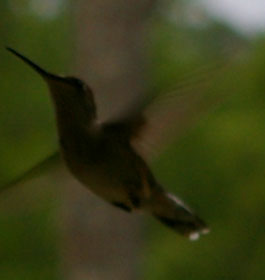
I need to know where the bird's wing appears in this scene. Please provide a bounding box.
[0,151,61,194]
[103,59,232,159]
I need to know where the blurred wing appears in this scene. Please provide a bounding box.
[102,60,221,135]
[132,80,221,159]
[0,151,61,194]
[102,94,150,139]
[103,59,231,159]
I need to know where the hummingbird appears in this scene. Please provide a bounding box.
[6,47,209,240]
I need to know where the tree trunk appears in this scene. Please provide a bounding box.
[60,1,156,279]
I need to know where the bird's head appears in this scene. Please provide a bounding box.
[6,47,96,120]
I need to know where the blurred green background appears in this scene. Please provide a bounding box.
[1,0,265,279]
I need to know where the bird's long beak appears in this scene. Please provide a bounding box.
[6,47,62,83]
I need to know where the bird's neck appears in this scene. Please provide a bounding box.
[52,97,97,137]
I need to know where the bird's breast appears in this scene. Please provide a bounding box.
[61,141,135,206]
[59,132,156,209]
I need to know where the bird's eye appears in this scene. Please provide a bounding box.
[66,77,84,88]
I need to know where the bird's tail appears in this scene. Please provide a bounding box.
[149,189,209,240]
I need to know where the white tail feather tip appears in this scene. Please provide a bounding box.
[202,227,210,235]
[189,232,200,241]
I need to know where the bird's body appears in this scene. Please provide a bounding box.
[7,47,209,240]
[61,122,153,211]
[48,76,154,212]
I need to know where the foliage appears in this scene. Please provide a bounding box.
[1,1,265,279]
